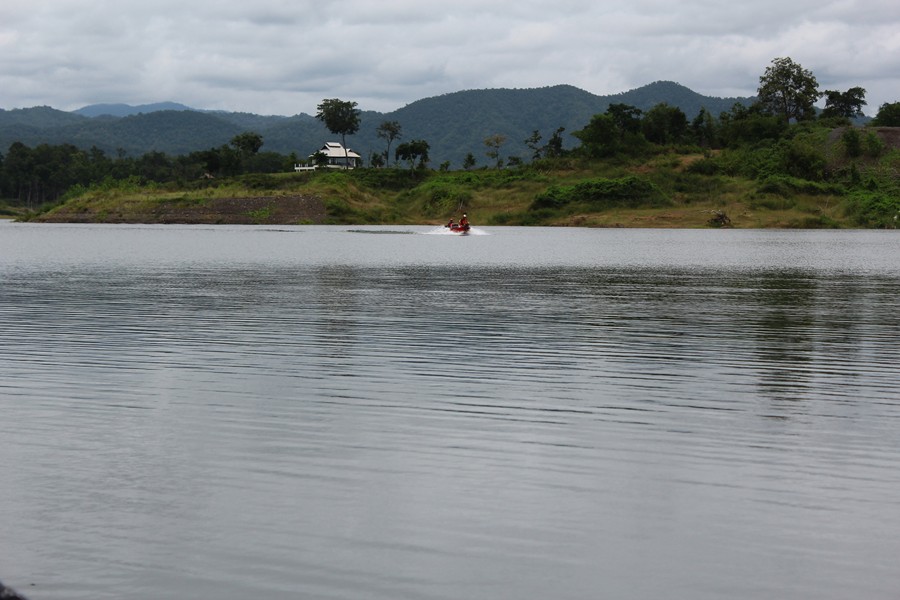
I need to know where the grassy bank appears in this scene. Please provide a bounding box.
[18,140,900,228]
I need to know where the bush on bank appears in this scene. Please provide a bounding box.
[530,176,669,211]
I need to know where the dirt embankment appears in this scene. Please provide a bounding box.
[871,127,900,148]
[37,195,327,224]
[827,126,900,149]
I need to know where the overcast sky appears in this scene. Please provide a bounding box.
[2,0,898,116]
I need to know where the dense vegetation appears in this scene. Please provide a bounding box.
[2,59,899,227]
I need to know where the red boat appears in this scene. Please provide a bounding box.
[446,214,471,234]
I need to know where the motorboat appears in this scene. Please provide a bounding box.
[447,223,470,234]
[446,215,471,234]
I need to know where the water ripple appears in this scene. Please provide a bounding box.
[2,228,899,600]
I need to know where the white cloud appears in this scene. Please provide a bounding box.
[1,0,898,115]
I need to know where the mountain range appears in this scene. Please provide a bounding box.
[0,81,754,167]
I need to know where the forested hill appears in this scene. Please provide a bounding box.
[0,81,753,167]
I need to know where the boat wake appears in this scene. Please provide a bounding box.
[423,226,489,236]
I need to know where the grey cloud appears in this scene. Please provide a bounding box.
[0,0,898,115]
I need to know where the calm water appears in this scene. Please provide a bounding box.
[1,222,899,600]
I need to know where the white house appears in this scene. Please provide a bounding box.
[295,142,362,171]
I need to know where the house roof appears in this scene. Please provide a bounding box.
[313,142,361,159]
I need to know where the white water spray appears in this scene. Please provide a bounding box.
[423,226,489,235]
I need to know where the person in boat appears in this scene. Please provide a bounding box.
[446,218,455,228]
[459,213,469,229]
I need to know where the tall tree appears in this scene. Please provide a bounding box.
[691,108,717,147]
[229,132,264,174]
[315,99,361,168]
[525,130,543,160]
[376,121,402,166]
[821,87,867,119]
[545,127,566,158]
[756,57,821,125]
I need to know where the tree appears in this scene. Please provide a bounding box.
[717,102,786,146]
[369,151,385,168]
[525,127,566,160]
[572,113,620,157]
[315,99,361,169]
[395,140,430,170]
[821,87,867,119]
[641,103,688,145]
[525,130,543,160]
[229,132,264,174]
[2,142,35,205]
[136,150,177,181]
[573,106,650,157]
[756,57,821,125]
[484,134,506,168]
[230,132,264,156]
[606,103,642,137]
[312,151,329,168]
[376,121,402,166]
[691,108,717,147]
[463,153,477,170]
[545,127,566,158]
[871,102,900,126]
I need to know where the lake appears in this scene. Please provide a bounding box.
[1,222,899,600]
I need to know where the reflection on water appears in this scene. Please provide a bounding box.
[1,225,899,600]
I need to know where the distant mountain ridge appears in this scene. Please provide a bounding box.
[73,102,197,118]
[1,82,754,166]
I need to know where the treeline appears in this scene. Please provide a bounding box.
[0,134,298,206]
[568,56,899,160]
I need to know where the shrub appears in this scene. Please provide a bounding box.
[684,158,721,175]
[246,206,272,223]
[796,214,842,229]
[710,144,782,179]
[750,196,796,211]
[531,175,668,210]
[350,168,422,190]
[841,128,862,158]
[324,198,352,220]
[757,175,844,197]
[418,180,472,214]
[519,208,557,225]
[864,132,885,158]
[237,173,283,190]
[845,190,900,227]
[778,136,827,180]
[450,168,539,188]
[671,171,723,195]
